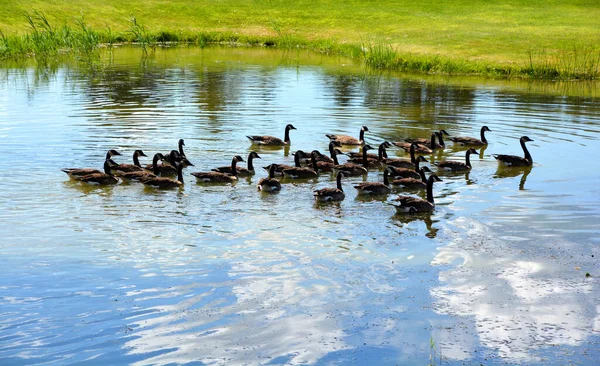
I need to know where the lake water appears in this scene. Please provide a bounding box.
[1,47,599,365]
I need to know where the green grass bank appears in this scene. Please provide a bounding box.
[1,0,599,79]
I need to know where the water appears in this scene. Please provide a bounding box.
[1,47,599,365]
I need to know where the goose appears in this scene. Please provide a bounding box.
[388,174,443,213]
[113,150,148,174]
[404,130,450,146]
[347,141,392,160]
[73,160,120,185]
[450,126,491,146]
[387,155,427,180]
[146,151,193,176]
[262,147,309,176]
[354,168,393,195]
[435,148,479,171]
[314,171,346,202]
[141,161,190,189]
[492,136,534,166]
[247,124,297,146]
[212,151,261,177]
[61,149,121,177]
[384,143,420,169]
[310,149,345,172]
[301,142,340,164]
[333,144,374,176]
[326,125,369,145]
[282,151,319,179]
[163,139,186,160]
[393,133,440,153]
[389,166,433,189]
[191,155,245,183]
[120,153,163,181]
[257,163,282,192]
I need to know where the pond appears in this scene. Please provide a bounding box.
[0,47,599,365]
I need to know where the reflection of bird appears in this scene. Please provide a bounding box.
[192,156,244,183]
[73,160,119,185]
[247,124,296,146]
[326,125,369,145]
[450,126,491,146]
[141,162,189,189]
[435,148,479,171]
[354,168,392,195]
[61,150,121,177]
[492,136,534,166]
[314,171,346,202]
[212,152,260,177]
[258,164,281,192]
[389,174,443,213]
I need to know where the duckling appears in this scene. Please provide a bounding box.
[61,150,121,177]
[314,171,346,202]
[73,160,120,185]
[191,155,245,183]
[257,163,282,192]
[435,148,479,171]
[247,124,297,146]
[120,153,163,181]
[492,136,534,166]
[140,161,191,189]
[388,174,443,213]
[389,166,432,189]
[282,151,319,179]
[354,168,393,195]
[326,125,369,146]
[212,151,261,177]
[113,150,148,174]
[450,126,491,146]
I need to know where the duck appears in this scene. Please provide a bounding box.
[120,153,163,181]
[191,155,245,183]
[257,163,282,192]
[492,136,534,166]
[387,155,427,180]
[389,166,433,189]
[282,151,319,179]
[140,161,190,189]
[314,171,346,202]
[388,174,443,213]
[113,150,148,174]
[326,125,369,145]
[61,149,121,177]
[247,124,297,146]
[212,151,261,177]
[450,126,491,146]
[354,168,393,195]
[404,130,450,146]
[435,148,479,171]
[73,160,120,185]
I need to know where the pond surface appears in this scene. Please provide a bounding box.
[0,47,599,365]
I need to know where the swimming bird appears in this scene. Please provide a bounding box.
[387,156,427,180]
[449,126,491,146]
[348,141,392,165]
[388,174,443,213]
[383,143,421,169]
[146,151,192,176]
[333,144,374,176]
[389,166,433,189]
[247,124,297,146]
[404,130,450,147]
[326,125,369,146]
[212,151,261,177]
[61,150,121,177]
[257,163,282,192]
[163,139,186,160]
[191,155,245,183]
[354,168,393,195]
[282,151,319,179]
[113,150,148,174]
[394,133,441,153]
[120,153,163,181]
[435,148,479,171]
[492,136,534,166]
[140,161,191,189]
[314,171,346,202]
[73,160,120,185]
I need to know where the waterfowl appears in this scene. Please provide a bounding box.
[387,156,427,180]
[61,149,121,177]
[191,155,245,183]
[394,133,440,154]
[73,160,120,185]
[282,151,319,179]
[384,143,419,169]
[212,151,261,177]
[113,150,148,174]
[389,166,433,189]
[146,151,192,176]
[326,125,369,146]
[314,171,346,202]
[247,124,297,146]
[262,163,292,177]
[163,139,186,160]
[257,164,282,192]
[492,136,534,167]
[435,148,479,171]
[405,130,450,146]
[348,141,391,165]
[120,153,163,181]
[141,161,190,189]
[333,144,374,175]
[450,126,491,146]
[354,168,393,195]
[389,174,443,213]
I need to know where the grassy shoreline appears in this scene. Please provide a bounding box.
[1,1,599,79]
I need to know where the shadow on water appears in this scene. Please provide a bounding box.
[494,165,533,190]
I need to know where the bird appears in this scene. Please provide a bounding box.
[140,161,190,189]
[435,148,479,171]
[282,151,319,179]
[404,129,450,146]
[394,132,444,153]
[257,163,282,192]
[113,150,148,174]
[247,124,297,146]
[310,149,345,172]
[191,155,245,183]
[348,141,392,165]
[212,151,261,177]
[383,143,421,169]
[163,139,186,160]
[146,150,193,176]
[388,174,443,213]
[61,150,121,177]
[333,144,374,176]
[354,167,393,195]
[387,155,427,180]
[120,153,164,181]
[326,125,369,145]
[492,136,534,166]
[449,126,491,146]
[314,171,346,202]
[73,159,120,185]
[389,166,433,189]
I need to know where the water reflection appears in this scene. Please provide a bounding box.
[494,165,533,190]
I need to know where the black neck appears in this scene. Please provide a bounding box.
[105,151,112,160]
[410,144,416,164]
[177,163,184,183]
[311,155,318,172]
[419,168,427,183]
[104,162,113,175]
[284,126,291,143]
[179,141,185,156]
[329,142,336,157]
[152,155,161,175]
[362,148,369,168]
[169,152,178,165]
[378,144,385,161]
[336,172,344,191]
[248,155,255,170]
[431,134,437,149]
[465,150,472,168]
[359,128,365,143]
[415,158,421,172]
[480,128,488,144]
[437,132,445,147]
[269,165,276,179]
[294,152,302,167]
[133,152,141,167]
[383,169,389,185]
[521,139,532,163]
[332,149,339,165]
[230,158,239,176]
[426,176,435,203]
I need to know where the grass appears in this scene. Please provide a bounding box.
[0,1,599,79]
